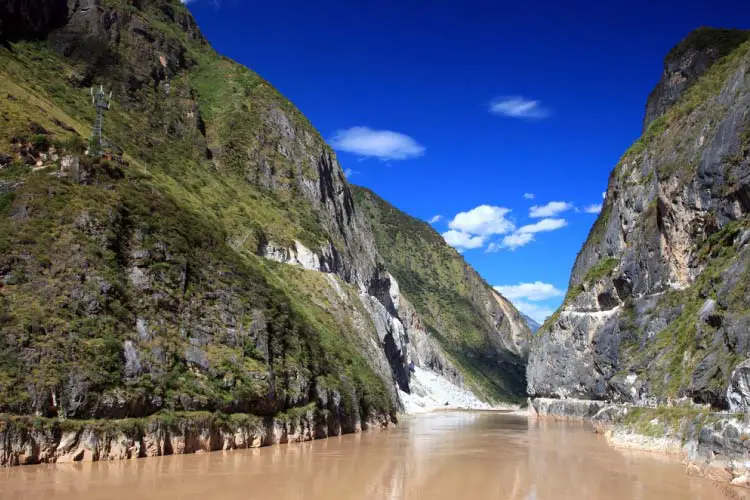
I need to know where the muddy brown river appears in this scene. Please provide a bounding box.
[1,411,747,499]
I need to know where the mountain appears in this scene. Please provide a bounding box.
[0,0,529,460]
[353,187,530,403]
[527,27,750,409]
[520,314,541,333]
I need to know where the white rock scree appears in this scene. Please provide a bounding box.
[399,366,492,414]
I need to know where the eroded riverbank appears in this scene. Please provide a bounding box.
[1,411,744,499]
[0,408,393,467]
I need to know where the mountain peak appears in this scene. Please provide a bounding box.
[643,26,750,130]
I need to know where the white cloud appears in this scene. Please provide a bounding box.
[602,192,607,199]
[448,205,515,236]
[343,168,358,178]
[493,281,563,322]
[518,218,567,234]
[428,215,442,224]
[489,97,550,119]
[523,193,535,200]
[443,204,567,252]
[498,232,535,250]
[441,230,485,250]
[330,127,424,161]
[529,201,573,218]
[583,203,602,214]
[491,218,567,251]
[510,300,556,323]
[493,281,564,301]
[442,205,515,252]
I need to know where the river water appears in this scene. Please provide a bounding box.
[1,411,746,499]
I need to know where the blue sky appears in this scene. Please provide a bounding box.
[185,0,750,322]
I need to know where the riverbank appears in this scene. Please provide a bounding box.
[1,367,518,468]
[529,397,750,488]
[0,406,393,467]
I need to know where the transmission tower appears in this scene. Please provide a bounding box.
[88,85,112,156]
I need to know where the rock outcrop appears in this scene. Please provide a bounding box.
[528,397,608,420]
[0,405,391,466]
[0,0,68,41]
[728,360,750,412]
[528,28,750,409]
[643,28,750,131]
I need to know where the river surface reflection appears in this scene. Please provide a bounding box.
[1,411,746,499]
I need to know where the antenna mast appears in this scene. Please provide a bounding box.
[89,85,112,156]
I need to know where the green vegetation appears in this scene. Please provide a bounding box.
[584,257,620,284]
[0,0,394,423]
[260,262,393,414]
[352,186,527,404]
[622,405,712,438]
[623,115,668,159]
[564,284,583,303]
[666,28,750,70]
[0,408,280,435]
[632,219,749,399]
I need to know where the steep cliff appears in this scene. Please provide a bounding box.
[643,28,750,131]
[0,0,528,451]
[528,28,750,409]
[353,187,530,403]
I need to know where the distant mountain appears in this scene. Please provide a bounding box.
[353,186,531,402]
[520,314,541,333]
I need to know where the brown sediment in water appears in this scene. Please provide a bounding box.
[1,411,746,500]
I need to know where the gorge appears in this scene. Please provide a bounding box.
[1,0,750,496]
[0,0,530,466]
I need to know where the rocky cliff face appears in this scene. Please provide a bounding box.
[528,29,750,409]
[0,0,68,41]
[643,28,750,131]
[0,0,528,451]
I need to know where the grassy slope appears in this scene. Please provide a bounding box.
[0,1,391,419]
[352,186,528,403]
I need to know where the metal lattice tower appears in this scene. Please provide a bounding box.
[89,85,112,156]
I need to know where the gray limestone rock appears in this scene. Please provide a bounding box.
[728,359,750,412]
[528,28,750,409]
[643,28,750,131]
